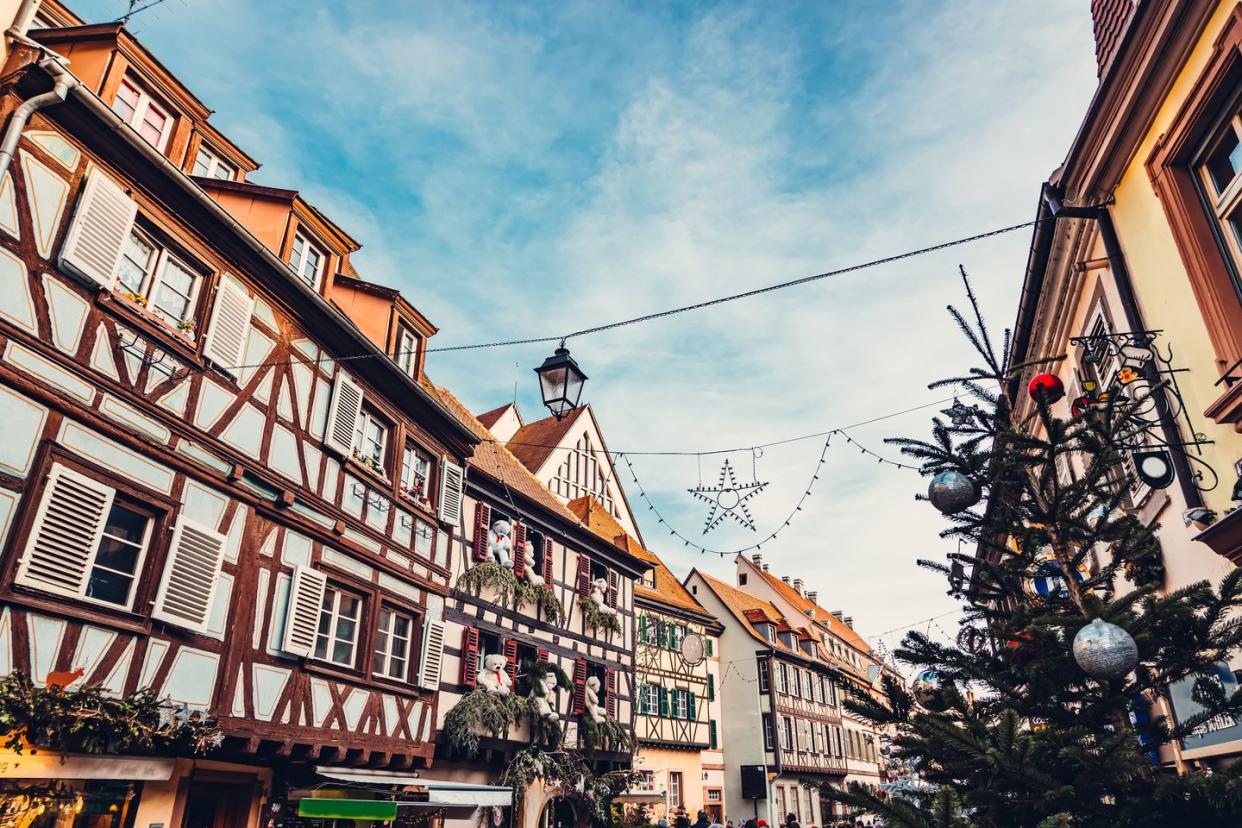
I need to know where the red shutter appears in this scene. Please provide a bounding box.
[577,555,591,597]
[607,569,619,608]
[572,658,588,714]
[503,638,518,685]
[542,538,555,584]
[460,627,480,687]
[537,647,550,663]
[512,523,527,578]
[605,668,617,718]
[472,502,491,562]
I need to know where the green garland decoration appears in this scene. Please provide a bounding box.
[501,746,639,822]
[458,563,566,623]
[578,596,623,635]
[517,581,567,625]
[0,673,222,759]
[527,659,573,691]
[442,689,530,757]
[578,714,633,754]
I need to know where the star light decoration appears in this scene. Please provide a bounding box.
[689,459,768,534]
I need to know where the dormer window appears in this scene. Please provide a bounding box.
[289,232,325,289]
[112,78,172,151]
[394,324,420,377]
[762,623,776,643]
[192,145,236,181]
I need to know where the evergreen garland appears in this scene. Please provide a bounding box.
[578,714,632,754]
[442,689,530,757]
[578,596,623,635]
[458,563,566,624]
[517,581,567,625]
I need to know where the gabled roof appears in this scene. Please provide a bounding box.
[694,572,799,652]
[567,496,703,617]
[478,403,519,431]
[507,406,586,472]
[749,564,872,655]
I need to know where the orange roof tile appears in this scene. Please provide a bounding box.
[752,565,873,655]
[696,572,799,651]
[507,407,586,473]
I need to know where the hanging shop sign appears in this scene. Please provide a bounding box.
[1167,662,1242,754]
[0,750,174,780]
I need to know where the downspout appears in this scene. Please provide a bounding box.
[7,0,41,42]
[0,55,76,179]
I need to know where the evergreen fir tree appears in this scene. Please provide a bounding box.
[822,270,1242,827]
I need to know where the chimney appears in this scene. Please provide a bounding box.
[762,563,770,572]
[751,553,763,566]
[1091,0,1137,78]
[843,616,854,627]
[806,590,818,603]
[804,608,816,618]
[831,610,845,621]
[781,576,791,585]
[793,578,804,595]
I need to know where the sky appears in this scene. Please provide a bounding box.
[72,0,1100,656]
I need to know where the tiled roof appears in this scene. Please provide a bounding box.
[507,407,586,473]
[566,497,704,616]
[752,565,872,656]
[696,572,797,651]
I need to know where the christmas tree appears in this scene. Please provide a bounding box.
[822,271,1242,827]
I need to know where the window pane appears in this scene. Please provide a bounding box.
[1206,129,1242,194]
[213,161,235,180]
[139,104,167,146]
[104,504,148,545]
[94,536,140,574]
[112,82,138,123]
[86,568,133,605]
[153,259,196,320]
[290,235,305,273]
[116,232,155,294]
[192,149,213,177]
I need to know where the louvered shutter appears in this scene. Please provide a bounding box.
[707,673,715,701]
[706,638,714,657]
[605,668,617,718]
[322,372,364,457]
[571,658,588,714]
[201,277,254,374]
[502,638,518,685]
[687,691,696,720]
[437,460,464,526]
[709,720,718,749]
[658,621,668,649]
[541,537,554,584]
[417,617,446,689]
[59,169,136,288]
[17,465,114,599]
[151,516,227,633]
[281,566,327,657]
[658,686,669,717]
[537,647,549,663]
[576,555,591,597]
[460,627,479,687]
[607,569,619,608]
[471,502,491,562]
[638,616,648,643]
[511,523,527,578]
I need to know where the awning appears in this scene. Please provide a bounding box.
[314,767,512,807]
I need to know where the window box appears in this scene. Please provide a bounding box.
[1194,507,1242,564]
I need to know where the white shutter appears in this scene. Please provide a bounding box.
[322,372,363,456]
[281,565,327,657]
[59,169,137,289]
[201,277,254,374]
[417,617,446,690]
[17,465,114,599]
[438,460,464,526]
[151,516,227,633]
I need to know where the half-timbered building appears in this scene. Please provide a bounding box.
[0,7,481,823]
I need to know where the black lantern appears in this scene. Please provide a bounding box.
[535,344,587,420]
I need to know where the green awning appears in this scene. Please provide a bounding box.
[298,799,399,820]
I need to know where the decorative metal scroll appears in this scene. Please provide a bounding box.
[1068,328,1217,492]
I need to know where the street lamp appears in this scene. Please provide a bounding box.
[535,343,587,420]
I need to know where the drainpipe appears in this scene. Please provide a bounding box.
[7,0,41,42]
[0,55,76,179]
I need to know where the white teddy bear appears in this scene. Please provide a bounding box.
[589,578,617,616]
[487,520,513,569]
[521,541,544,588]
[529,672,559,721]
[584,675,607,723]
[476,653,512,695]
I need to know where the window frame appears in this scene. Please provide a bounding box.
[371,604,416,682]
[352,406,390,475]
[112,77,174,152]
[289,231,327,290]
[191,144,238,181]
[113,224,205,332]
[399,441,434,503]
[394,324,421,377]
[313,584,364,668]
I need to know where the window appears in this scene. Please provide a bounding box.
[191,145,237,181]
[87,501,151,606]
[372,606,414,681]
[400,443,432,501]
[550,433,616,515]
[112,78,172,151]
[707,789,720,802]
[781,716,793,750]
[777,663,789,694]
[353,408,389,472]
[757,659,769,692]
[314,586,361,667]
[667,623,685,651]
[1198,108,1242,275]
[762,623,776,643]
[793,669,803,698]
[672,688,689,719]
[114,227,202,328]
[412,518,435,558]
[763,716,774,750]
[817,675,826,704]
[669,772,682,807]
[395,325,421,377]
[289,232,325,289]
[639,684,659,715]
[738,572,747,586]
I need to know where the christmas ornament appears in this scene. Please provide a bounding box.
[1073,618,1138,680]
[689,459,768,534]
[956,625,987,655]
[940,398,976,427]
[1131,449,1175,490]
[1023,554,1088,600]
[927,470,980,514]
[1003,631,1041,663]
[910,669,949,711]
[1028,372,1065,404]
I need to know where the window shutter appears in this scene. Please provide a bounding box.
[59,169,137,288]
[605,668,617,718]
[707,672,715,701]
[541,537,554,584]
[151,516,227,633]
[638,615,648,643]
[322,372,364,456]
[687,691,696,720]
[417,617,446,690]
[511,523,527,578]
[17,464,114,599]
[471,502,491,562]
[201,277,254,374]
[537,647,549,663]
[437,460,464,526]
[502,638,518,685]
[706,638,713,657]
[709,720,718,749]
[281,566,327,658]
[460,627,480,687]
[576,555,590,597]
[657,621,668,649]
[607,569,619,608]
[571,658,588,714]
[658,686,669,718]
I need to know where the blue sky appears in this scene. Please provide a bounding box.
[72,0,1099,651]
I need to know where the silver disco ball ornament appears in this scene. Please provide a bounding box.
[927,471,980,514]
[910,669,949,711]
[1072,618,1138,681]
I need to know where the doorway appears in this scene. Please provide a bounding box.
[181,781,253,828]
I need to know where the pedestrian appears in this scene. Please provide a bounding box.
[725,820,734,828]
[675,807,691,828]
[785,814,800,828]
[657,818,669,828]
[693,811,711,828]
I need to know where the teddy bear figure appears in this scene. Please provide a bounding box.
[529,672,559,721]
[476,653,512,695]
[487,519,513,569]
[584,675,607,723]
[589,578,618,616]
[521,541,544,588]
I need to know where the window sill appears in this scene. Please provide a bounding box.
[3,587,152,635]
[345,456,391,486]
[303,658,367,684]
[1205,377,1242,429]
[97,290,201,367]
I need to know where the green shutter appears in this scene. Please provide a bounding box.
[710,720,718,749]
[706,638,714,657]
[707,673,715,701]
[639,616,648,643]
[658,686,669,717]
[658,621,668,648]
[687,691,696,720]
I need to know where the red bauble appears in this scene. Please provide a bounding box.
[1004,631,1041,663]
[1028,372,1065,404]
